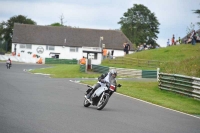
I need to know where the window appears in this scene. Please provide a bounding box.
[20,44,26,48]
[46,45,55,51]
[20,44,32,49]
[70,47,78,52]
[26,44,32,49]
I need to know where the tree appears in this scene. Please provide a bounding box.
[118,4,160,47]
[0,15,36,52]
[50,22,63,26]
[193,9,200,27]
[186,22,195,35]
[50,14,67,26]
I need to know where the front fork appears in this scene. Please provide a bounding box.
[99,92,105,102]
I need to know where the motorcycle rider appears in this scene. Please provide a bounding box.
[6,58,12,68]
[86,69,118,100]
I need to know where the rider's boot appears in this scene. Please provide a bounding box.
[86,83,100,99]
[87,89,94,99]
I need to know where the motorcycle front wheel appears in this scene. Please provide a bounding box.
[97,94,109,110]
[83,98,91,107]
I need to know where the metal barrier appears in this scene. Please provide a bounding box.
[142,70,157,78]
[158,73,200,99]
[80,65,86,72]
[105,57,161,68]
[110,67,142,78]
[45,58,77,64]
[92,65,157,78]
[92,65,109,73]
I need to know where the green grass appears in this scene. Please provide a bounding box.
[102,44,200,77]
[81,80,200,115]
[30,64,100,78]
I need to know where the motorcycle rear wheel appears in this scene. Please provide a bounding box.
[83,98,91,107]
[97,94,109,110]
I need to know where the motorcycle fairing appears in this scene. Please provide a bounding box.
[93,86,108,97]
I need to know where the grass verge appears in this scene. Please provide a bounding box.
[30,64,100,78]
[81,80,200,115]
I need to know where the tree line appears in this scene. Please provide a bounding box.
[0,4,199,52]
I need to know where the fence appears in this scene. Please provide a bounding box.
[106,57,161,68]
[80,65,86,72]
[158,73,200,99]
[90,65,157,78]
[142,70,157,78]
[92,65,109,74]
[45,58,78,64]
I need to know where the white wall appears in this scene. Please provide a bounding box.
[106,49,134,57]
[12,43,83,60]
[11,43,133,64]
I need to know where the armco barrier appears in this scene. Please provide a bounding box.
[92,65,158,78]
[158,73,200,99]
[92,65,109,74]
[109,67,142,78]
[45,58,77,64]
[142,70,157,78]
[80,65,86,72]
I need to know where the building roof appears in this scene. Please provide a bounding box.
[12,23,133,50]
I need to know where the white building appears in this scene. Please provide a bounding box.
[12,23,134,64]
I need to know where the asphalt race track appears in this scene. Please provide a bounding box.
[0,62,200,133]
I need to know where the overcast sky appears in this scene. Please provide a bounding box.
[0,0,199,47]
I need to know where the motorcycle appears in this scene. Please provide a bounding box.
[83,82,121,110]
[6,63,11,69]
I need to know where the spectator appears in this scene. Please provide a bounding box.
[190,30,196,45]
[176,40,180,45]
[80,56,86,65]
[137,44,144,51]
[111,49,114,59]
[171,34,175,45]
[144,43,148,50]
[167,39,170,47]
[123,41,130,55]
[102,48,107,59]
[178,37,181,44]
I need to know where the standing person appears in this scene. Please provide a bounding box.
[190,30,196,45]
[171,34,175,45]
[172,34,175,45]
[178,37,181,44]
[111,49,114,59]
[79,56,86,65]
[167,39,170,46]
[102,48,107,59]
[123,41,130,55]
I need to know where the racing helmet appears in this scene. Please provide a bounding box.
[110,69,117,76]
